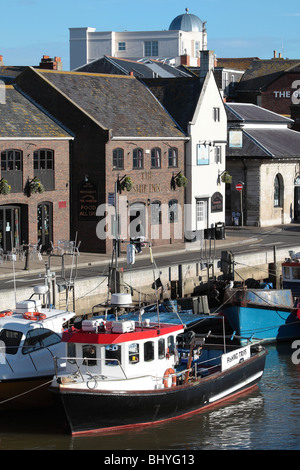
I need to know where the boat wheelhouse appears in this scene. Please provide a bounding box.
[282,251,300,299]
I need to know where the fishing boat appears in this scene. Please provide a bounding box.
[49,302,267,435]
[219,286,300,345]
[0,284,75,410]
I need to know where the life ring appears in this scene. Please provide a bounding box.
[22,312,46,321]
[163,368,176,388]
[0,310,13,317]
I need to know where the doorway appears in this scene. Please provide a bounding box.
[0,206,21,251]
[196,199,208,232]
[37,202,52,249]
[294,186,300,222]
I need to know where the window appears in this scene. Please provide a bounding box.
[113,148,124,170]
[274,174,283,207]
[0,329,22,355]
[169,199,178,223]
[82,345,97,367]
[67,342,76,364]
[105,344,121,366]
[151,148,161,168]
[133,148,143,169]
[213,107,220,122]
[167,336,175,355]
[144,41,158,57]
[118,42,126,51]
[151,201,161,225]
[1,149,23,192]
[129,343,139,364]
[158,338,165,359]
[168,148,178,167]
[22,328,61,354]
[33,149,54,190]
[214,146,222,163]
[144,341,154,362]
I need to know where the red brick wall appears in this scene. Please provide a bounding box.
[0,139,70,246]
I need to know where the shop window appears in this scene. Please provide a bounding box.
[169,199,178,223]
[33,149,54,190]
[151,201,161,225]
[1,149,23,192]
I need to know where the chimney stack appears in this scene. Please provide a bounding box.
[199,50,216,79]
[38,55,63,70]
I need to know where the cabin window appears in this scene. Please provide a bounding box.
[158,338,165,359]
[105,344,121,366]
[82,345,97,367]
[67,342,76,364]
[0,329,22,355]
[22,328,61,354]
[167,336,175,355]
[144,341,154,362]
[128,343,139,364]
[283,266,290,279]
[292,267,300,280]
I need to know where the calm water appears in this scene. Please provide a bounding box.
[0,341,299,451]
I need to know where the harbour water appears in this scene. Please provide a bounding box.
[0,341,299,451]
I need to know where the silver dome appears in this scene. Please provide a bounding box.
[169,9,203,32]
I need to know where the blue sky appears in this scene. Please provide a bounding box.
[1,0,300,70]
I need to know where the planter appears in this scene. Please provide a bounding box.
[0,179,11,195]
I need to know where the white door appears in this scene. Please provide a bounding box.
[196,199,208,231]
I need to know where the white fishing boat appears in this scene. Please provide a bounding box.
[0,284,75,410]
[49,297,267,435]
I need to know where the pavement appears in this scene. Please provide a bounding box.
[0,226,263,280]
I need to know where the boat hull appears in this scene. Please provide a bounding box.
[50,349,267,435]
[223,305,300,344]
[0,376,54,410]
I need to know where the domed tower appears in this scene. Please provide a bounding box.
[168,8,207,65]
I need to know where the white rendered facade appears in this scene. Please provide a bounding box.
[70,12,207,70]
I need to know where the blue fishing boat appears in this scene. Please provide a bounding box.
[220,287,300,345]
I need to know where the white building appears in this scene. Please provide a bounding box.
[70,9,208,70]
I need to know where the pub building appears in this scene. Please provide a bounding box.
[0,85,72,254]
[16,68,187,253]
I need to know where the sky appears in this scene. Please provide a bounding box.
[1,0,300,71]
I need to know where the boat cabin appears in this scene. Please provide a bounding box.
[282,251,300,299]
[59,319,185,390]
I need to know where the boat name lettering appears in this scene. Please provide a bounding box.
[221,345,251,371]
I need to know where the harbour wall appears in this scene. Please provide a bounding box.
[1,244,299,316]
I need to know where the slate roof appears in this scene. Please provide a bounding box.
[142,77,204,133]
[237,59,300,91]
[225,103,293,124]
[75,56,191,78]
[226,103,300,159]
[215,57,260,71]
[0,66,28,84]
[34,70,185,138]
[0,85,72,138]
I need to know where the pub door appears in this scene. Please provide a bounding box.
[37,202,52,249]
[0,206,21,251]
[294,187,300,222]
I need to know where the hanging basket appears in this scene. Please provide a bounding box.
[221,171,232,184]
[28,177,45,195]
[120,176,133,192]
[0,179,11,195]
[175,172,188,188]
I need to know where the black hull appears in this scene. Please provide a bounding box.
[51,350,267,435]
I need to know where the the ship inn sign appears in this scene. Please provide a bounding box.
[79,181,98,220]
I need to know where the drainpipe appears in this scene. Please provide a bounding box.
[242,159,247,225]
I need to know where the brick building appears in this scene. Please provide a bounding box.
[15,68,187,253]
[0,85,72,252]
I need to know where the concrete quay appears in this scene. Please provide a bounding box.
[0,225,299,315]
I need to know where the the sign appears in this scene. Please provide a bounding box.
[79,181,98,220]
[221,345,251,371]
[236,183,243,192]
[211,192,223,212]
[229,130,243,148]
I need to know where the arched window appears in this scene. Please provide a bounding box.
[133,148,143,169]
[151,200,161,225]
[113,148,124,170]
[1,149,23,192]
[33,149,54,190]
[274,174,283,207]
[169,199,178,223]
[151,148,161,168]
